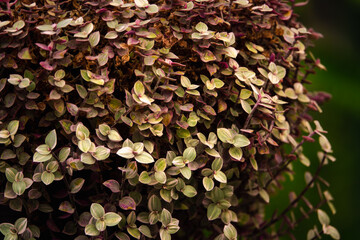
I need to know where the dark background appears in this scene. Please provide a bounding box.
[266,0,360,239]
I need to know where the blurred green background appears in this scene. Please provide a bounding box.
[266,0,360,239]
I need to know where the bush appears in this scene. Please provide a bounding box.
[0,0,338,239]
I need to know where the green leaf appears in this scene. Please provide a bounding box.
[33,152,52,163]
[148,195,162,212]
[69,178,85,193]
[160,208,172,226]
[154,158,167,172]
[134,152,154,164]
[259,189,270,203]
[85,224,100,236]
[139,171,151,184]
[12,181,26,195]
[233,134,250,148]
[41,171,55,185]
[127,227,141,239]
[93,146,110,161]
[224,224,237,239]
[203,177,214,191]
[45,130,57,150]
[182,185,197,198]
[180,166,191,180]
[195,22,208,32]
[36,144,51,155]
[78,138,92,153]
[14,218,27,234]
[229,147,243,160]
[90,203,105,219]
[217,128,233,144]
[176,129,190,138]
[138,225,152,238]
[0,223,13,235]
[155,171,167,184]
[134,81,145,96]
[207,203,221,220]
[104,212,122,226]
[317,209,330,226]
[88,31,100,47]
[57,18,72,28]
[5,168,17,183]
[108,130,122,142]
[159,229,171,240]
[211,158,223,171]
[214,171,227,183]
[76,124,90,140]
[250,157,258,171]
[323,225,340,240]
[58,147,70,162]
[7,120,19,136]
[1,149,16,160]
[183,147,196,162]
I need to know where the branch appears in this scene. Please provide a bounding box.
[251,153,327,237]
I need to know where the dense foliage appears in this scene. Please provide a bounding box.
[0,0,338,239]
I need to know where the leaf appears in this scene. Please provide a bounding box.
[229,147,243,160]
[183,147,196,162]
[182,185,197,198]
[117,147,135,159]
[127,227,141,239]
[195,22,208,32]
[134,81,145,96]
[108,130,122,142]
[104,212,121,226]
[159,229,171,240]
[0,223,13,235]
[233,134,250,148]
[119,196,136,210]
[57,18,72,28]
[224,224,237,239]
[104,31,118,39]
[250,157,258,171]
[211,158,223,171]
[317,209,330,226]
[180,167,191,180]
[5,168,17,182]
[217,128,233,143]
[90,203,105,219]
[135,0,149,8]
[323,225,340,240]
[319,135,332,153]
[41,171,55,185]
[207,203,221,220]
[154,158,167,172]
[78,138,92,153]
[214,171,227,183]
[33,152,52,163]
[144,55,158,66]
[45,130,57,150]
[155,171,167,184]
[135,152,154,164]
[259,189,270,203]
[85,224,100,236]
[103,179,120,193]
[69,178,85,193]
[7,120,19,136]
[18,48,32,60]
[160,208,172,227]
[89,31,100,47]
[139,225,152,238]
[93,146,110,161]
[203,177,214,191]
[12,181,26,195]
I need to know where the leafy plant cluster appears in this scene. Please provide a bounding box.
[0,0,338,239]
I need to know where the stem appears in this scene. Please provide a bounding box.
[251,153,327,237]
[243,92,262,129]
[51,152,80,222]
